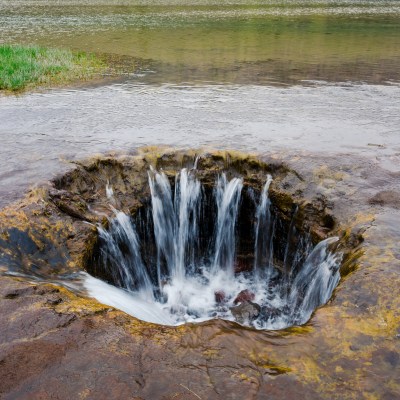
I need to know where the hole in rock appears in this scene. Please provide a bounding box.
[86,162,342,330]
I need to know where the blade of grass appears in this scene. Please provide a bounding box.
[0,44,105,91]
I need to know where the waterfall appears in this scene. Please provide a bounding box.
[212,174,243,275]
[97,209,154,300]
[289,237,341,321]
[253,174,273,278]
[148,167,202,283]
[173,168,202,280]
[88,167,342,330]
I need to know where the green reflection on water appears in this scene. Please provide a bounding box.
[1,1,399,84]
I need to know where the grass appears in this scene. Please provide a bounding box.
[0,44,106,92]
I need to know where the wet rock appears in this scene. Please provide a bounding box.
[230,301,261,324]
[48,188,91,221]
[368,190,400,209]
[259,306,283,322]
[234,257,253,274]
[214,290,226,304]
[233,289,255,305]
[0,148,393,399]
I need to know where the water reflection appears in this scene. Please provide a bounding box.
[0,0,399,85]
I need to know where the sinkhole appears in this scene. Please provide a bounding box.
[84,154,343,330]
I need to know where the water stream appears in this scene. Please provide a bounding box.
[86,167,341,329]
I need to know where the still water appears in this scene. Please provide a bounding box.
[1,0,400,85]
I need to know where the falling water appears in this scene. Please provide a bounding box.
[174,168,202,280]
[148,167,202,285]
[97,209,154,300]
[253,174,273,278]
[212,174,243,275]
[86,167,342,330]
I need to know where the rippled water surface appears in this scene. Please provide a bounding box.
[1,83,399,207]
[0,1,399,205]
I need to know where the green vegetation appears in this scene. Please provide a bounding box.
[0,44,105,91]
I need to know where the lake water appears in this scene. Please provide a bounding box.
[0,1,399,204]
[1,0,400,85]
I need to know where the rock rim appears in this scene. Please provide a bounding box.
[0,147,399,399]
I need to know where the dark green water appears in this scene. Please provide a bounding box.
[1,0,400,84]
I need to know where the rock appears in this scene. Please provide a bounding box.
[259,306,283,322]
[214,290,226,303]
[230,301,261,324]
[0,148,395,399]
[233,289,255,304]
[368,190,400,209]
[234,257,253,274]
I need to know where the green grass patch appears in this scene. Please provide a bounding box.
[0,44,106,91]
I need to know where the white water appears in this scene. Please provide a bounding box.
[212,174,243,276]
[87,167,342,329]
[254,174,273,277]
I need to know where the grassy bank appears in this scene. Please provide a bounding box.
[0,44,106,92]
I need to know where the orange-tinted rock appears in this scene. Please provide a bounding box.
[0,148,398,400]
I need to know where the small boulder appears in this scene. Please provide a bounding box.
[230,301,261,324]
[215,290,226,304]
[233,289,255,305]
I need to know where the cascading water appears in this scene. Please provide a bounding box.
[85,167,342,330]
[212,174,243,276]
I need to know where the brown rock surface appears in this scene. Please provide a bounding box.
[0,148,399,399]
[230,301,261,324]
[368,190,400,209]
[214,290,226,303]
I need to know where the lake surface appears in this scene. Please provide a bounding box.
[0,1,399,204]
[1,0,400,85]
[1,83,399,207]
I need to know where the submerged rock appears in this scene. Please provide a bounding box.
[368,190,400,209]
[230,301,261,324]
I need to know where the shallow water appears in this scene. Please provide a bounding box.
[1,0,400,85]
[0,0,398,190]
[0,83,399,207]
[1,1,399,206]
